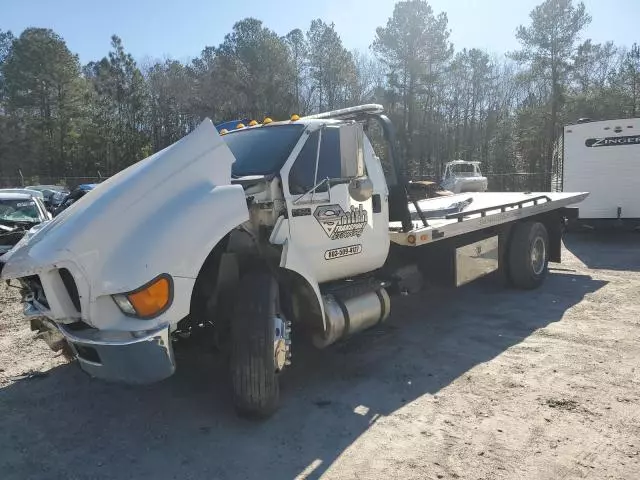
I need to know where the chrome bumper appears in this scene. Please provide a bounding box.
[59,323,175,384]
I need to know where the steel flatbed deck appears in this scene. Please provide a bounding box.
[390,191,588,246]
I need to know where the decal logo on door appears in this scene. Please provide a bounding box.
[325,244,362,260]
[314,204,368,240]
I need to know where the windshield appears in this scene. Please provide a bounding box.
[224,125,305,177]
[0,199,41,223]
[449,164,479,177]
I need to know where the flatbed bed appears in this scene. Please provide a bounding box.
[390,191,588,246]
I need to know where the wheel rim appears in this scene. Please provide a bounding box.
[531,236,546,275]
[273,316,291,372]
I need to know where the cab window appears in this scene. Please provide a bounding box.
[288,128,341,194]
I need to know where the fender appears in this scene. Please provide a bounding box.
[270,217,326,330]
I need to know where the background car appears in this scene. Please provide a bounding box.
[53,183,97,216]
[0,192,51,256]
[26,185,70,211]
[0,188,45,201]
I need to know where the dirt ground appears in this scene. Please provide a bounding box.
[1,233,639,480]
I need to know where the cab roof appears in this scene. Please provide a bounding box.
[219,104,384,135]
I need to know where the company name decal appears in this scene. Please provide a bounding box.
[314,204,368,240]
[585,135,640,147]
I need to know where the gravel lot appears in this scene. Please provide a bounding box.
[1,233,639,480]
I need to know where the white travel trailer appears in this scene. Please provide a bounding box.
[562,118,640,228]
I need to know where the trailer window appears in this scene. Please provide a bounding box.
[225,125,305,177]
[288,128,342,194]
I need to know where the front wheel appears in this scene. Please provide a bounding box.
[507,221,549,289]
[229,271,288,418]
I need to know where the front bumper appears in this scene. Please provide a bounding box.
[59,323,175,384]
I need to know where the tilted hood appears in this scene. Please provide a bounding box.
[1,119,249,297]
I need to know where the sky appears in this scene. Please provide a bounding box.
[2,0,639,64]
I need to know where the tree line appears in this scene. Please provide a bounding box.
[0,0,639,190]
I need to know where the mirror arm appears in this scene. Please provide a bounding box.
[327,177,353,185]
[293,177,330,204]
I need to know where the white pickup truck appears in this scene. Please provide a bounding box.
[0,105,587,418]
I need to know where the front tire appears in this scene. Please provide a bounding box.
[507,221,549,289]
[230,271,280,418]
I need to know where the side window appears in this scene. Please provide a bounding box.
[288,128,342,195]
[289,132,320,195]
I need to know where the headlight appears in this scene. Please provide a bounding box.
[112,274,173,318]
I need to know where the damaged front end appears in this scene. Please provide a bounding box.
[10,274,68,354]
[0,118,250,384]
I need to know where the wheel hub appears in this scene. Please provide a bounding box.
[273,316,291,372]
[531,236,546,275]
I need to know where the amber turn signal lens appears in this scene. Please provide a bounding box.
[126,276,171,318]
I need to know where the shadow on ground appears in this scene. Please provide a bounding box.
[0,238,618,480]
[564,231,640,272]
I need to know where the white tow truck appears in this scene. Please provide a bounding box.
[0,105,587,418]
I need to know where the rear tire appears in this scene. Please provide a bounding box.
[229,271,280,419]
[508,221,549,289]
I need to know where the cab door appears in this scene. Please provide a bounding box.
[281,123,389,283]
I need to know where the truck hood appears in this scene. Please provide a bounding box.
[1,118,239,288]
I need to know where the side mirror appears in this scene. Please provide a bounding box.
[349,176,373,202]
[339,123,365,178]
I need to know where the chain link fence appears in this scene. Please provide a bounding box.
[415,172,552,192]
[485,172,550,192]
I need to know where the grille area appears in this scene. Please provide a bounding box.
[59,268,81,313]
[21,275,49,308]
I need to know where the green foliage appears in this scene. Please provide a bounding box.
[215,18,296,120]
[83,35,151,173]
[509,0,592,187]
[1,28,85,178]
[307,19,356,112]
[0,1,637,191]
[372,0,453,170]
